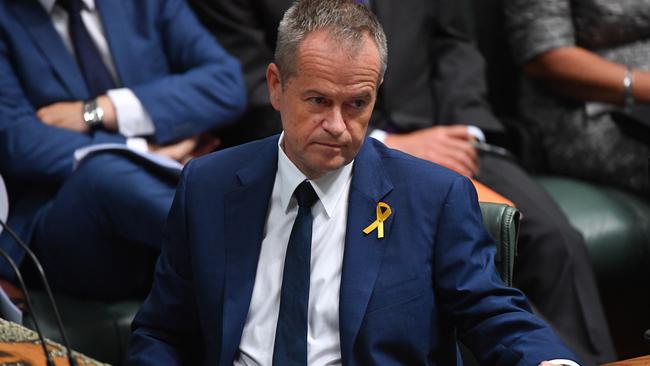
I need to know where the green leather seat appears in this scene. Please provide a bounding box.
[24,293,140,366]
[536,176,650,357]
[536,177,650,279]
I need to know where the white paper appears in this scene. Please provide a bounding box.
[73,143,183,172]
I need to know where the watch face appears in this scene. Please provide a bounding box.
[83,100,104,129]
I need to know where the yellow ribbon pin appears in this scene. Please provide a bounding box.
[363,202,392,239]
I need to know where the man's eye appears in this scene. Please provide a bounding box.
[349,100,366,109]
[308,97,326,105]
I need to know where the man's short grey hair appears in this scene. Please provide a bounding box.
[275,0,388,83]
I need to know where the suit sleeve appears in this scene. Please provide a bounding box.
[431,0,503,133]
[127,162,202,365]
[433,176,580,365]
[0,29,124,184]
[129,0,247,145]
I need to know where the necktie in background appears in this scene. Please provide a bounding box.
[273,181,319,366]
[58,0,116,97]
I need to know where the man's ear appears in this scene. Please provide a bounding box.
[267,63,282,111]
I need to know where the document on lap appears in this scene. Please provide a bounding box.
[73,143,183,178]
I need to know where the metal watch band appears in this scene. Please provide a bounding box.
[83,98,104,130]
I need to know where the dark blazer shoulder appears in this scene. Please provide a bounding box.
[183,135,279,189]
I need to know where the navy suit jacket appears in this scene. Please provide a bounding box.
[128,136,578,365]
[0,0,246,275]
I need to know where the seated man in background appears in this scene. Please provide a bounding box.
[127,2,582,364]
[0,0,246,300]
[188,0,615,363]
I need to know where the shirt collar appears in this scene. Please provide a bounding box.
[41,0,96,13]
[277,133,354,218]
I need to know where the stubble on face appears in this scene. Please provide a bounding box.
[273,30,382,179]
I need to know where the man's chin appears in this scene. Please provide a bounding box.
[301,157,350,178]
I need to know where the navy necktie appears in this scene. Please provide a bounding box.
[273,181,319,366]
[58,0,116,97]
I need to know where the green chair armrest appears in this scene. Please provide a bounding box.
[479,202,521,286]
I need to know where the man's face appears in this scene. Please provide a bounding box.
[267,30,382,179]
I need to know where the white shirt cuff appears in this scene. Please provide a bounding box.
[371,127,482,145]
[107,88,156,138]
[548,359,580,366]
[126,137,149,153]
[369,129,388,143]
[466,125,486,142]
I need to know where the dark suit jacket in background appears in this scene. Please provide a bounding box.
[127,136,577,365]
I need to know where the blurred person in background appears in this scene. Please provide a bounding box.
[505,0,650,195]
[0,0,245,300]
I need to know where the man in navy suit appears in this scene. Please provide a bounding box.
[0,0,246,298]
[128,1,581,364]
[188,0,616,363]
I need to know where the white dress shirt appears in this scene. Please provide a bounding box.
[234,133,353,366]
[40,0,155,139]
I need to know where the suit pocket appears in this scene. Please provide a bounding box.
[365,274,431,315]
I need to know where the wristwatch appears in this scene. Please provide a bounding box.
[83,98,104,130]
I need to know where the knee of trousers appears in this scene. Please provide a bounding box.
[71,153,137,194]
[70,152,177,228]
[71,152,165,204]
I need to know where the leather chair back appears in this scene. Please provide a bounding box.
[479,202,520,286]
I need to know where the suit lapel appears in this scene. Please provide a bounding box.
[11,0,88,98]
[219,138,279,365]
[339,139,394,364]
[95,0,131,86]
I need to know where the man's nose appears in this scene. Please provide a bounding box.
[322,106,346,136]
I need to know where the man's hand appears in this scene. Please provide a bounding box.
[37,101,86,132]
[36,96,117,132]
[148,134,220,165]
[383,125,479,177]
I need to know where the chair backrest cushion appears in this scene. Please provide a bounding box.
[479,202,520,286]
